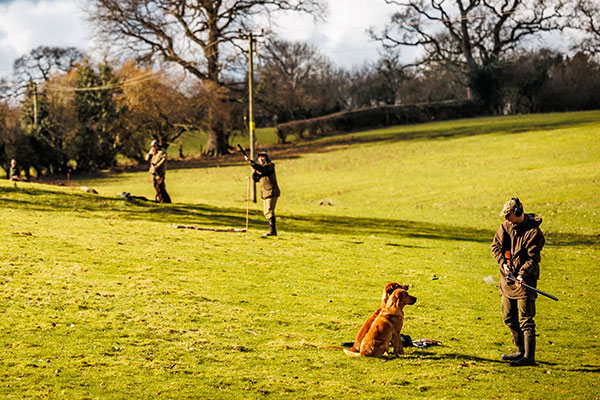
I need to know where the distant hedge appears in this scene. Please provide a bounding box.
[275,100,483,144]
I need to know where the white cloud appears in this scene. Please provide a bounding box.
[273,0,398,68]
[0,0,91,77]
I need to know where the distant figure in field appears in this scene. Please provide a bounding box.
[245,151,280,236]
[145,140,171,203]
[491,197,545,367]
[8,159,21,181]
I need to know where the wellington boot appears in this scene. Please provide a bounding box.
[501,330,524,361]
[510,330,536,367]
[263,216,277,236]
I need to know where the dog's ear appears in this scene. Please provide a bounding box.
[382,282,400,306]
[384,282,401,294]
[386,289,405,308]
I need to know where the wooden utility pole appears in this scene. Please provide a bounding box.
[240,30,263,203]
[248,32,257,202]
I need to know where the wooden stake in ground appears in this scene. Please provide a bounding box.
[174,225,246,233]
[246,176,250,231]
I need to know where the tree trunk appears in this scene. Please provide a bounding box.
[202,9,228,156]
[205,123,230,156]
[467,62,505,115]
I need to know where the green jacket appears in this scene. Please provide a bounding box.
[251,161,280,199]
[491,213,545,299]
[145,148,167,177]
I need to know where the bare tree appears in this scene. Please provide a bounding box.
[373,49,406,105]
[87,0,326,155]
[256,39,342,123]
[346,51,407,108]
[573,0,600,57]
[373,0,569,113]
[13,46,84,82]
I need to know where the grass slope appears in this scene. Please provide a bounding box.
[1,111,599,399]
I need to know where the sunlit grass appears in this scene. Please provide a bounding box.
[1,110,599,399]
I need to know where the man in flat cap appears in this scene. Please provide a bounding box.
[145,140,172,203]
[245,151,280,236]
[491,197,545,366]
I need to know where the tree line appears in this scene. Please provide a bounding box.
[1,0,599,177]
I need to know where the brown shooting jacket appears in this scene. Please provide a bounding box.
[251,161,280,200]
[491,213,545,299]
[145,148,167,177]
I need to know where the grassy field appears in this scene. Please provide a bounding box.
[1,111,599,399]
[166,127,278,159]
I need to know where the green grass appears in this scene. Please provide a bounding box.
[167,127,278,159]
[1,111,599,399]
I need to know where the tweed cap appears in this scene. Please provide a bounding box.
[499,198,519,216]
[257,152,270,162]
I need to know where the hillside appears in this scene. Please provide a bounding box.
[1,111,598,399]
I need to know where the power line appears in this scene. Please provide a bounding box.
[44,70,164,92]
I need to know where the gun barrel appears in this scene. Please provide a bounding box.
[237,144,249,159]
[506,274,558,301]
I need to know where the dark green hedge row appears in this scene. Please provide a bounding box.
[275,100,483,143]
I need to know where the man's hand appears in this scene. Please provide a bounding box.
[515,275,524,287]
[502,263,511,275]
[243,155,249,161]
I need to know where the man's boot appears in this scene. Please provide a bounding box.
[264,216,277,236]
[501,330,524,361]
[511,330,536,366]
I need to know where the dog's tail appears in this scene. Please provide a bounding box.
[325,346,362,356]
[343,349,361,357]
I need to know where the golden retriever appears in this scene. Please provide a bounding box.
[347,282,408,353]
[345,288,417,358]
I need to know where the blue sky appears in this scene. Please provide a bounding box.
[0,0,397,79]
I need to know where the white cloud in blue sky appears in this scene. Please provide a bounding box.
[0,0,90,76]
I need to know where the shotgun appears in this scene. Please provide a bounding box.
[506,273,559,301]
[504,250,558,301]
[237,144,250,160]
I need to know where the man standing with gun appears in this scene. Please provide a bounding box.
[491,197,545,366]
[145,140,172,204]
[239,145,280,236]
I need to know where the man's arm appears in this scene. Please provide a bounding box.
[491,225,507,264]
[250,161,274,175]
[491,224,511,275]
[517,229,545,278]
[153,150,167,169]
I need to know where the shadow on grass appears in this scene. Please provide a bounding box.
[539,362,600,373]
[566,365,600,373]
[404,350,505,365]
[2,186,597,247]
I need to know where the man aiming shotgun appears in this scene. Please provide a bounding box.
[238,145,281,236]
[491,197,546,367]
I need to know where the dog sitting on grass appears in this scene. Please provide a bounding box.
[344,288,417,358]
[346,282,409,353]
